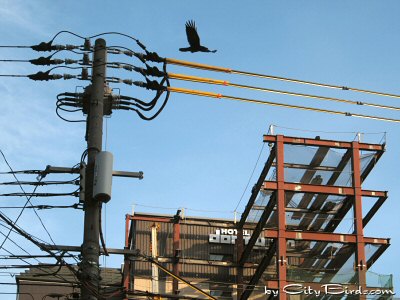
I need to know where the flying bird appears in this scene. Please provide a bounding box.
[179,20,217,53]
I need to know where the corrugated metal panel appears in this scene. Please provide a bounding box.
[131,216,280,295]
[132,220,174,257]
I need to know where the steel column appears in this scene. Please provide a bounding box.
[352,142,367,296]
[276,135,287,300]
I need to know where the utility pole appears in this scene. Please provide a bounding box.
[80,38,107,300]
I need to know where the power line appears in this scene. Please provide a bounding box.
[0,45,31,49]
[165,58,400,100]
[168,72,400,112]
[167,86,400,123]
[270,124,387,135]
[0,243,72,284]
[0,150,56,248]
[0,75,27,78]
[0,210,79,284]
[234,142,266,212]
[0,222,49,246]
[0,230,81,285]
[0,191,78,197]
[0,204,82,210]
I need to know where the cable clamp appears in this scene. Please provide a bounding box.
[28,71,62,81]
[144,78,166,91]
[29,56,63,66]
[144,64,165,77]
[143,51,165,63]
[31,41,53,52]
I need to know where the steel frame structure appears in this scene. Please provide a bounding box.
[236,134,391,300]
[121,134,392,300]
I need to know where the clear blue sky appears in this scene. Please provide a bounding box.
[0,0,399,299]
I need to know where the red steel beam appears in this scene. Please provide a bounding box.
[366,243,390,269]
[363,195,387,228]
[262,229,389,245]
[240,239,277,300]
[263,181,386,197]
[128,215,171,223]
[360,149,385,181]
[239,193,276,265]
[263,135,385,151]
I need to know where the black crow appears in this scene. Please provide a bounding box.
[179,20,217,53]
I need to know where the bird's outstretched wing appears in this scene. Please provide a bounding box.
[185,20,200,48]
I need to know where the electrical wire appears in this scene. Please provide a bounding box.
[0,59,29,63]
[0,222,48,246]
[167,86,400,123]
[88,32,147,54]
[56,93,86,123]
[132,203,237,214]
[0,241,73,284]
[234,142,266,213]
[133,253,217,300]
[0,49,82,66]
[0,178,79,186]
[0,151,78,258]
[0,211,79,283]
[0,151,45,251]
[165,58,400,100]
[0,204,82,210]
[99,206,109,256]
[118,62,171,120]
[0,190,79,197]
[270,124,387,135]
[168,72,400,112]
[50,30,85,42]
[0,46,31,49]
[0,74,28,77]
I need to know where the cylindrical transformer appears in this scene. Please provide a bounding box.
[93,151,113,202]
